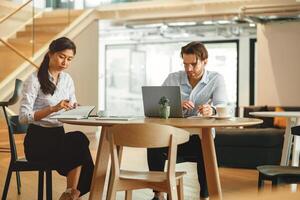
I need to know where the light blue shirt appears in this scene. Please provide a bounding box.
[19,71,77,127]
[163,70,227,117]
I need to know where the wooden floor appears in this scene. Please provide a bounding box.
[0,131,298,200]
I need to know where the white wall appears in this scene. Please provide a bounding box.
[256,21,300,106]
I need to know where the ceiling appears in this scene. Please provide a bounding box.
[98,0,300,41]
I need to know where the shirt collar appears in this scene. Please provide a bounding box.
[180,69,209,85]
[199,69,209,84]
[48,71,63,83]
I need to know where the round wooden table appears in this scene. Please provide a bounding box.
[61,117,262,200]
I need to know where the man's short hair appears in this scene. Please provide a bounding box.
[181,41,208,61]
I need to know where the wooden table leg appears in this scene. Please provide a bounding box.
[89,126,111,200]
[200,128,222,200]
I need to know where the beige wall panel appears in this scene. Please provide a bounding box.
[256,22,300,106]
[64,21,99,133]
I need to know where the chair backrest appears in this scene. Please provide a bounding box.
[291,126,300,136]
[108,123,190,179]
[1,79,25,162]
[109,123,190,148]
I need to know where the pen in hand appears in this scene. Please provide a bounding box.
[197,99,212,116]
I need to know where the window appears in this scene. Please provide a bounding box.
[103,41,238,116]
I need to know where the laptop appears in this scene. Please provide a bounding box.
[142,86,184,118]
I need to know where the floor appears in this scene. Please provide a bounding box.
[0,130,298,200]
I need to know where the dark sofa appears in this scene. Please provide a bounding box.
[214,106,300,169]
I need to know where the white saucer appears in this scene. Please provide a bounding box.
[209,115,232,119]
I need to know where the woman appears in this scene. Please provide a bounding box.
[19,37,94,200]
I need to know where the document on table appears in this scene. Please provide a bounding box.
[95,116,139,121]
[50,106,95,119]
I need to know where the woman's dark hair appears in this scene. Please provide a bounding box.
[37,37,76,95]
[181,41,208,61]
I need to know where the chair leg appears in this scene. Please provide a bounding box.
[2,167,13,200]
[46,171,52,200]
[271,178,279,191]
[106,178,117,200]
[168,180,178,200]
[177,178,184,200]
[16,171,21,195]
[125,190,133,200]
[258,173,264,191]
[38,171,44,200]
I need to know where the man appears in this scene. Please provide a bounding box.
[147,41,227,200]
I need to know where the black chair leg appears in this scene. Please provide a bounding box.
[2,167,13,200]
[271,178,279,191]
[16,171,21,194]
[46,170,52,200]
[38,171,44,200]
[258,173,264,191]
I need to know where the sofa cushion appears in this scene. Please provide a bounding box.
[243,106,274,128]
[215,128,284,148]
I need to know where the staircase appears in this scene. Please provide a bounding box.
[0,9,83,83]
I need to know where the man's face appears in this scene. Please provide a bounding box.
[182,53,207,80]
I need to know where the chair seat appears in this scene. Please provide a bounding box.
[257,165,300,176]
[11,158,55,172]
[120,170,186,182]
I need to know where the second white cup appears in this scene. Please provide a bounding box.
[216,106,230,117]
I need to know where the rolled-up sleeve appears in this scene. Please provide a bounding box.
[212,74,228,106]
[19,75,39,124]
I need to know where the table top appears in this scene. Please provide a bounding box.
[60,117,262,128]
[250,111,300,118]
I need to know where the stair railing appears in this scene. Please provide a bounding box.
[0,0,38,68]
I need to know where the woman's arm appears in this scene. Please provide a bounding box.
[33,100,73,121]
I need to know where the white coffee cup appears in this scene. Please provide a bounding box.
[216,105,230,117]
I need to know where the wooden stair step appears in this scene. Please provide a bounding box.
[7,38,50,47]
[25,23,68,32]
[34,16,78,25]
[16,30,60,37]
[42,9,83,18]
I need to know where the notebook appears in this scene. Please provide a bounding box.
[142,86,184,118]
[50,106,95,119]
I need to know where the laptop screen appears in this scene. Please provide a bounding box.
[142,86,184,118]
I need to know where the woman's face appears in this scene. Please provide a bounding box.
[48,49,74,72]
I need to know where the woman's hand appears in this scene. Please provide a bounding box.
[182,100,195,110]
[51,100,73,112]
[198,104,213,116]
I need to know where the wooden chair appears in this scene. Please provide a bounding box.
[107,123,190,200]
[257,125,300,190]
[1,79,54,200]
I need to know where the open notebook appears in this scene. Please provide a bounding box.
[50,106,95,120]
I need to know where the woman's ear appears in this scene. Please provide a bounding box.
[203,59,208,65]
[48,52,53,58]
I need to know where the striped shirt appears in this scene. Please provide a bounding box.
[162,69,228,117]
[19,71,77,127]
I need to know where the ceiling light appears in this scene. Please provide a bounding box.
[202,21,214,25]
[249,23,256,27]
[168,21,197,26]
[267,16,278,19]
[218,20,231,24]
[131,23,164,29]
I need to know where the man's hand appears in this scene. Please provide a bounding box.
[198,104,213,116]
[182,100,195,110]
